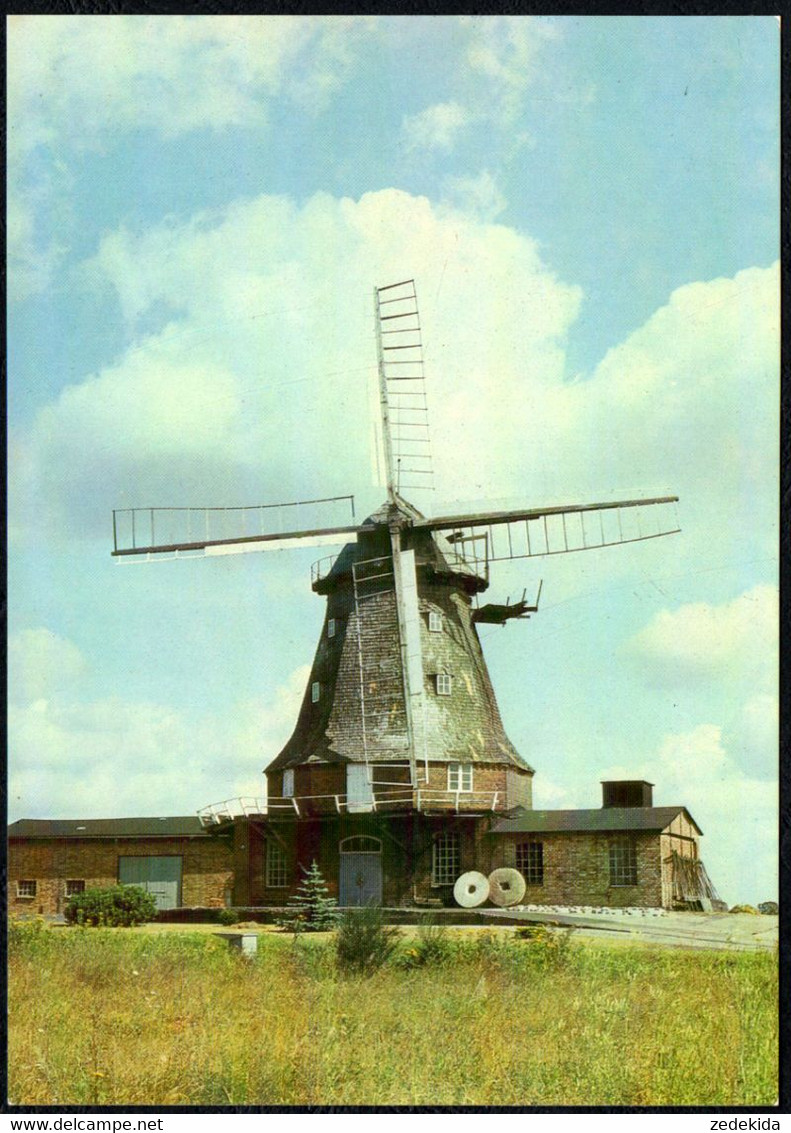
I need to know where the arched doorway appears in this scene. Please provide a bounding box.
[339,835,383,906]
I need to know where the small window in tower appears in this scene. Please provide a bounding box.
[429,611,443,633]
[312,681,321,703]
[327,618,336,639]
[17,880,37,898]
[448,762,473,792]
[436,673,452,696]
[282,769,295,798]
[65,879,86,898]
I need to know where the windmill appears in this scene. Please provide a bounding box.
[112,279,679,903]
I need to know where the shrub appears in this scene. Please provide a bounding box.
[217,909,239,926]
[514,923,574,967]
[335,904,401,977]
[757,901,778,916]
[64,885,157,927]
[398,919,455,969]
[729,904,759,915]
[277,860,339,934]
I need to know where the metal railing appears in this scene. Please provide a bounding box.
[197,797,266,827]
[198,788,504,826]
[311,552,341,585]
[264,788,501,816]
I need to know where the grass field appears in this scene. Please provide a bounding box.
[8,919,778,1107]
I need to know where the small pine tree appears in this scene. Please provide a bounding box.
[277,860,339,933]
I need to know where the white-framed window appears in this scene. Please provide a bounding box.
[282,769,295,797]
[265,841,287,888]
[447,763,473,792]
[516,841,544,885]
[327,618,336,639]
[609,836,638,886]
[65,879,86,897]
[312,681,321,703]
[429,611,443,633]
[17,880,37,898]
[432,831,460,886]
[436,673,452,696]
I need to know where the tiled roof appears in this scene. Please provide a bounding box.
[8,816,210,839]
[491,806,702,835]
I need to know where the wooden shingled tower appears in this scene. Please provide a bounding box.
[112,279,681,906]
[269,492,531,805]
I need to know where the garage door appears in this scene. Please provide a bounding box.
[118,856,182,910]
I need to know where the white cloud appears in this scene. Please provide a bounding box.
[402,101,472,153]
[465,18,558,89]
[723,692,778,781]
[442,170,507,220]
[464,17,561,118]
[7,626,310,819]
[9,628,88,703]
[7,16,370,147]
[601,723,777,906]
[624,584,778,690]
[11,188,583,543]
[11,199,778,637]
[7,15,378,299]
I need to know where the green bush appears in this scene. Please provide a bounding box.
[64,885,157,927]
[335,905,401,977]
[217,909,239,926]
[398,919,455,969]
[729,904,759,915]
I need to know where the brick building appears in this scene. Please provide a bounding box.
[7,817,233,917]
[488,788,713,910]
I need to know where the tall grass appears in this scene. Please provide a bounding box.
[8,920,777,1107]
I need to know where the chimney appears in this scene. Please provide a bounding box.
[601,780,654,808]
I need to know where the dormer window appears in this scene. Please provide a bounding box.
[282,769,294,798]
[436,673,452,696]
[312,681,321,703]
[429,611,443,633]
[327,618,336,639]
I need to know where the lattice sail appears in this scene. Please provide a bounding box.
[415,496,680,568]
[112,496,357,558]
[374,280,434,496]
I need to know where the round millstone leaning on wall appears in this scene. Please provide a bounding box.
[453,871,490,908]
[488,868,526,907]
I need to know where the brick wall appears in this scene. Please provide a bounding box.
[488,831,664,908]
[227,817,668,910]
[8,835,234,916]
[240,813,492,907]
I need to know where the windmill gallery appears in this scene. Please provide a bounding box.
[8,281,724,919]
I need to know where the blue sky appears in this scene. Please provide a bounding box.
[7,15,779,904]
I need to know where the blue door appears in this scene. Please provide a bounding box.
[339,851,382,906]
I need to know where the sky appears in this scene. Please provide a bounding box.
[7,15,779,906]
